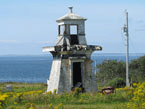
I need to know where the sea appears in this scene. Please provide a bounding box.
[0,53,144,83]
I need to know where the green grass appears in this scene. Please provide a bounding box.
[64,103,126,109]
[0,82,131,109]
[0,82,47,93]
[34,102,128,109]
[13,103,127,109]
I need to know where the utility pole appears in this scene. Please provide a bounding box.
[123,10,130,87]
[94,60,96,75]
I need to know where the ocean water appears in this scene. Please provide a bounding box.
[0,53,144,83]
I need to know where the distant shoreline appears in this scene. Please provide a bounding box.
[0,54,143,83]
[0,81,46,84]
[0,53,145,57]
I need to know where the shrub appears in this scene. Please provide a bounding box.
[54,103,64,109]
[104,77,126,88]
[8,106,17,109]
[46,91,52,96]
[24,103,31,109]
[48,103,53,108]
[96,60,126,86]
[53,89,57,95]
[24,103,35,109]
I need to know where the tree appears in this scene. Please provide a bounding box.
[129,55,145,82]
[96,55,145,87]
[96,60,126,85]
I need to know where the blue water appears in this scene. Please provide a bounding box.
[0,53,144,83]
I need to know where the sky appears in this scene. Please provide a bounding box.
[0,0,145,55]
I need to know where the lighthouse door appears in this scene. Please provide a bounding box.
[72,62,82,87]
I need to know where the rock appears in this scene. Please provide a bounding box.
[6,84,12,91]
[101,86,115,94]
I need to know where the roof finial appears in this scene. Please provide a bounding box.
[68,6,73,13]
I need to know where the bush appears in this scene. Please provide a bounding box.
[24,103,35,109]
[104,77,126,88]
[96,60,126,86]
[53,89,57,95]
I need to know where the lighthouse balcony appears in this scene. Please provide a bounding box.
[42,45,102,52]
[42,46,55,52]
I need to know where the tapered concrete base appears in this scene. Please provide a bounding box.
[47,56,98,94]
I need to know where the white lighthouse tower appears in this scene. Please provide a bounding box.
[43,7,102,94]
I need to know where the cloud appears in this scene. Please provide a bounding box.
[136,20,144,24]
[0,40,17,43]
[134,29,145,32]
[39,41,56,44]
[0,40,56,45]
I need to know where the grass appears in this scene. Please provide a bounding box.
[0,82,47,93]
[36,102,127,109]
[9,103,127,109]
[0,82,144,109]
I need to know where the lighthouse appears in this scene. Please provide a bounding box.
[42,7,102,94]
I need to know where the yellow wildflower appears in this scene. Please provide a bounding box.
[137,83,141,87]
[79,99,83,102]
[29,107,36,109]
[0,97,5,101]
[131,97,139,101]
[58,103,63,107]
[54,106,58,109]
[31,103,35,107]
[138,92,144,97]
[138,89,143,93]
[133,104,137,108]
[127,91,132,95]
[53,89,57,94]
[99,93,103,95]
[47,91,52,96]
[133,91,138,95]
[141,103,145,108]
[103,91,105,94]
[49,104,53,108]
[126,103,130,108]
[133,83,137,87]
[14,102,18,104]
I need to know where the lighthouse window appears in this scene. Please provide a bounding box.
[70,35,79,45]
[58,25,64,35]
[70,25,77,35]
